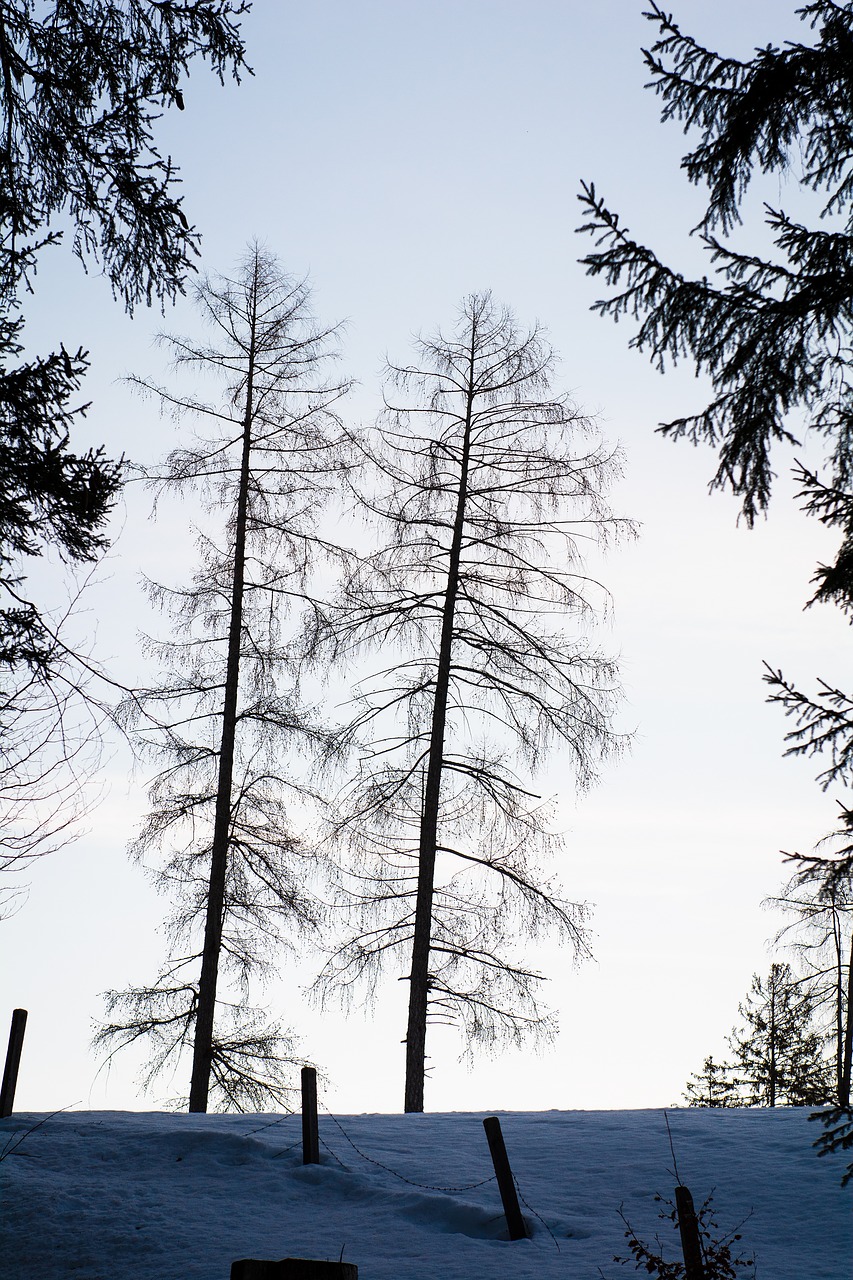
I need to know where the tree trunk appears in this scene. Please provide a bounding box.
[768,987,777,1108]
[403,332,476,1114]
[841,931,853,1108]
[833,902,844,1102]
[188,310,257,1113]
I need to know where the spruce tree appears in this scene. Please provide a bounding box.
[578,1,853,526]
[683,1055,742,1108]
[728,963,833,1106]
[0,0,250,671]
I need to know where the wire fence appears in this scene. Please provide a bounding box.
[319,1104,499,1193]
[241,1100,560,1249]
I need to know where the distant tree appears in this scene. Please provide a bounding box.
[683,1055,742,1108]
[577,1,853,527]
[0,0,250,897]
[685,963,834,1107]
[316,292,631,1112]
[95,247,350,1112]
[729,963,833,1107]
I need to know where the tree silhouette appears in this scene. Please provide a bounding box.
[577,1,853,525]
[684,962,834,1107]
[96,247,350,1112]
[317,293,631,1111]
[576,0,853,1130]
[683,1056,742,1108]
[729,963,833,1107]
[0,0,250,669]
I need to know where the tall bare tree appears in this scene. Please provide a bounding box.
[96,246,350,1112]
[318,293,631,1112]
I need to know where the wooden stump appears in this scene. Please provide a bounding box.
[230,1259,357,1280]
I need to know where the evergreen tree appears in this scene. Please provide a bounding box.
[577,1,853,527]
[728,963,833,1106]
[95,247,350,1112]
[0,0,250,669]
[575,0,853,1156]
[759,463,853,1106]
[576,9,853,894]
[683,1055,742,1108]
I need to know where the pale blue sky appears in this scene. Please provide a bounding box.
[4,1,846,1114]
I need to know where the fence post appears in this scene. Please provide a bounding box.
[301,1066,319,1165]
[675,1184,705,1280]
[231,1260,357,1279]
[0,1009,27,1118]
[483,1115,528,1240]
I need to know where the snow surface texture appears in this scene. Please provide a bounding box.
[0,1108,848,1279]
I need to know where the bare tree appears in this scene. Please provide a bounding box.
[767,864,853,1106]
[0,628,102,916]
[317,292,631,1112]
[95,245,350,1112]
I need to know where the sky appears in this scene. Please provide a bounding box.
[3,1,851,1116]
[2,1107,849,1278]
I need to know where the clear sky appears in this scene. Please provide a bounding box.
[4,1,848,1115]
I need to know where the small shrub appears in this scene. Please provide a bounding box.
[605,1190,755,1279]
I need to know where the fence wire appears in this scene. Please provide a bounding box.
[242,1101,559,1247]
[319,1104,499,1193]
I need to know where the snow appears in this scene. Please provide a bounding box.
[1,1107,848,1279]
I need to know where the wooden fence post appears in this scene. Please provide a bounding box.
[301,1066,319,1165]
[231,1260,357,1279]
[483,1115,528,1240]
[675,1184,705,1280]
[0,1009,27,1118]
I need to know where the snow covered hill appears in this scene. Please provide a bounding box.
[0,1107,848,1279]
